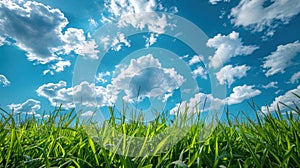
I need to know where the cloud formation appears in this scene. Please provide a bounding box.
[36,81,115,109]
[216,64,250,87]
[262,81,278,89]
[207,31,258,69]
[226,84,261,105]
[262,41,300,77]
[0,1,99,71]
[0,74,10,87]
[192,66,208,79]
[261,85,300,113]
[8,99,41,115]
[230,0,300,35]
[290,71,300,84]
[189,55,204,66]
[112,54,185,102]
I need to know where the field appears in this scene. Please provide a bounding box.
[0,95,300,168]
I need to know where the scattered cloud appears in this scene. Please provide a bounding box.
[216,64,250,87]
[0,74,10,87]
[0,36,7,46]
[171,84,261,114]
[207,31,258,69]
[230,0,300,35]
[145,33,158,48]
[111,33,131,51]
[262,41,300,77]
[81,110,95,117]
[0,0,98,72]
[290,71,300,84]
[189,55,204,66]
[261,85,300,113]
[112,54,185,102]
[262,81,278,89]
[226,84,261,105]
[209,0,230,5]
[96,71,111,84]
[192,66,208,79]
[8,99,41,115]
[36,81,115,109]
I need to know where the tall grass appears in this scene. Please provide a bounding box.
[0,95,300,167]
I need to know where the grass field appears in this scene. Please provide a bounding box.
[0,95,300,168]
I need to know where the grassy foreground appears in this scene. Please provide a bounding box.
[0,97,300,168]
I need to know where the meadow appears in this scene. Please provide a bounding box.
[0,95,299,168]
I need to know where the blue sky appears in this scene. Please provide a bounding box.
[0,0,300,121]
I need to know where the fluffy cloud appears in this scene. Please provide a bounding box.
[0,74,10,87]
[0,1,98,69]
[262,81,278,89]
[81,110,95,117]
[192,66,208,79]
[226,85,261,105]
[216,64,250,87]
[189,55,204,66]
[111,33,131,51]
[112,54,185,102]
[209,0,230,5]
[36,81,115,109]
[207,31,258,69]
[261,85,300,113]
[145,33,158,48]
[262,41,300,77]
[95,71,111,84]
[171,84,261,114]
[8,99,40,115]
[290,71,300,84]
[230,0,300,34]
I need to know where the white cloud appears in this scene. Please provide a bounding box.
[111,33,130,51]
[209,0,230,5]
[262,81,278,89]
[0,74,10,87]
[261,85,300,113]
[96,71,111,84]
[112,54,185,102]
[170,84,261,114]
[216,64,250,87]
[36,81,115,109]
[189,55,204,66]
[0,1,98,71]
[207,31,258,69]
[88,18,98,27]
[192,66,208,79]
[262,41,300,77]
[226,85,261,105]
[230,0,300,34]
[145,33,158,48]
[0,36,7,46]
[8,99,40,115]
[290,71,300,84]
[81,110,95,117]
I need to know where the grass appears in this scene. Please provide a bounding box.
[0,95,300,167]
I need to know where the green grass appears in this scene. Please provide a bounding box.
[0,95,300,168]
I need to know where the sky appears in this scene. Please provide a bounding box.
[0,0,300,121]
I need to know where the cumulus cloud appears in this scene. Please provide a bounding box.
[226,85,261,105]
[262,41,300,77]
[0,1,99,70]
[8,99,40,115]
[262,81,278,89]
[290,71,300,84]
[209,0,230,5]
[0,74,10,87]
[216,64,250,87]
[81,110,95,117]
[261,85,300,113]
[145,33,158,48]
[171,84,261,114]
[189,55,204,66]
[230,0,300,35]
[207,31,258,69]
[112,54,185,102]
[95,71,111,84]
[36,81,115,109]
[111,33,131,51]
[192,66,208,79]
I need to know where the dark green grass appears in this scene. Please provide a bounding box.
[0,95,300,168]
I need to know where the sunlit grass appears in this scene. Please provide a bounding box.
[0,95,300,167]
